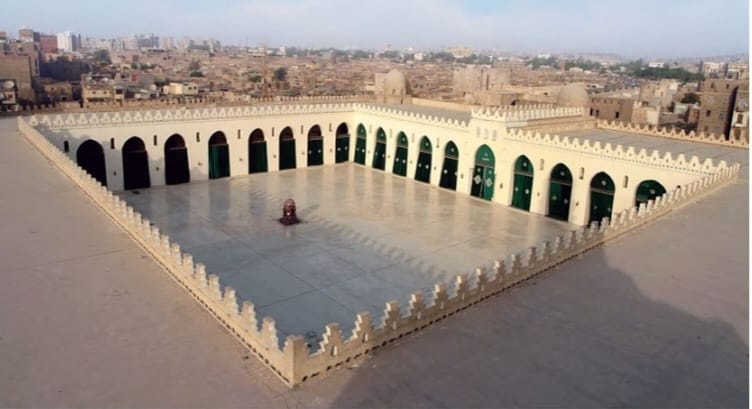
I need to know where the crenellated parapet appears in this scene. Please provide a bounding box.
[504,128,729,175]
[17,113,742,387]
[354,103,469,130]
[596,120,749,149]
[285,158,740,385]
[28,103,358,130]
[471,106,585,123]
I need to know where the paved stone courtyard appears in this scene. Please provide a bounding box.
[120,164,573,339]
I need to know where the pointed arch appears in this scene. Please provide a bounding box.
[208,131,230,179]
[372,127,387,170]
[76,139,107,187]
[164,133,190,185]
[307,125,323,166]
[414,136,432,183]
[392,132,409,176]
[279,126,296,170]
[511,155,534,211]
[248,129,268,173]
[470,144,495,200]
[335,122,349,163]
[354,124,367,165]
[589,172,615,224]
[635,180,666,207]
[547,163,572,221]
[122,137,150,190]
[439,141,459,190]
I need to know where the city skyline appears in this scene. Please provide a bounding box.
[2,0,749,58]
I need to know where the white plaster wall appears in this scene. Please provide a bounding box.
[38,105,721,226]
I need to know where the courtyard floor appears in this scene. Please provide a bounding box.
[119,164,574,340]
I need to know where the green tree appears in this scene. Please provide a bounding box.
[92,49,111,65]
[189,71,204,77]
[681,92,700,104]
[273,67,287,81]
[188,59,201,71]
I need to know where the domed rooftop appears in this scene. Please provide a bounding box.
[383,69,409,96]
[557,83,589,108]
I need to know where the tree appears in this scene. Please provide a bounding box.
[92,49,111,65]
[189,71,204,78]
[188,59,201,71]
[273,67,287,82]
[681,92,700,104]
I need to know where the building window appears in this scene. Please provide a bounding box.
[196,132,200,142]
[706,110,711,117]
[623,176,629,188]
[153,135,158,146]
[615,112,620,119]
[63,141,69,153]
[110,138,115,149]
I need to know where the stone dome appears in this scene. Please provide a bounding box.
[384,69,409,96]
[557,83,589,108]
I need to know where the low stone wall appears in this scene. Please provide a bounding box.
[17,115,740,388]
[597,120,749,149]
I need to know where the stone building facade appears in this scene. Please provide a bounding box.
[697,79,746,139]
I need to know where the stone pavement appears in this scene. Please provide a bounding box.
[1,116,748,407]
[119,164,573,341]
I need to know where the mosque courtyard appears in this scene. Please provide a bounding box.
[119,163,574,340]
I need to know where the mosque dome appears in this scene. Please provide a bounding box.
[557,83,589,108]
[383,69,409,96]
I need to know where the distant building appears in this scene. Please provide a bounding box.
[81,75,124,107]
[18,28,38,43]
[696,78,747,139]
[639,79,679,109]
[729,89,748,141]
[647,61,665,68]
[590,95,636,123]
[374,70,412,104]
[57,31,81,53]
[701,61,725,77]
[39,34,58,54]
[0,78,18,110]
[162,82,199,96]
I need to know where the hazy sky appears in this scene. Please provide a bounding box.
[3,0,749,58]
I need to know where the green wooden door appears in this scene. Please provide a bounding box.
[392,133,408,176]
[548,164,572,221]
[589,172,615,225]
[279,139,296,170]
[635,180,666,207]
[308,138,323,166]
[414,137,432,183]
[336,135,349,163]
[208,144,230,179]
[471,145,495,201]
[249,141,268,173]
[511,156,533,211]
[373,142,386,170]
[355,137,366,164]
[439,142,458,190]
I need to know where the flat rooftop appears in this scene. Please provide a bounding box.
[2,116,747,407]
[119,164,573,340]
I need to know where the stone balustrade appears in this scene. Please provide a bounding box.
[596,119,749,149]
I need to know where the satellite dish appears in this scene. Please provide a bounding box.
[149,84,157,91]
[3,80,14,89]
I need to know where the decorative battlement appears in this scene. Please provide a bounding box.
[17,115,741,388]
[505,128,729,175]
[596,120,749,149]
[471,106,585,122]
[354,103,470,130]
[28,103,358,130]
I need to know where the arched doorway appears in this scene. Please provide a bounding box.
[372,128,386,170]
[208,131,230,179]
[248,129,268,174]
[354,124,367,165]
[635,180,666,207]
[470,145,495,201]
[76,139,107,187]
[279,127,296,170]
[307,125,323,166]
[392,132,408,176]
[547,163,572,221]
[415,136,432,183]
[335,123,349,163]
[511,155,534,211]
[589,172,615,225]
[439,141,459,191]
[122,137,150,190]
[164,134,190,185]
